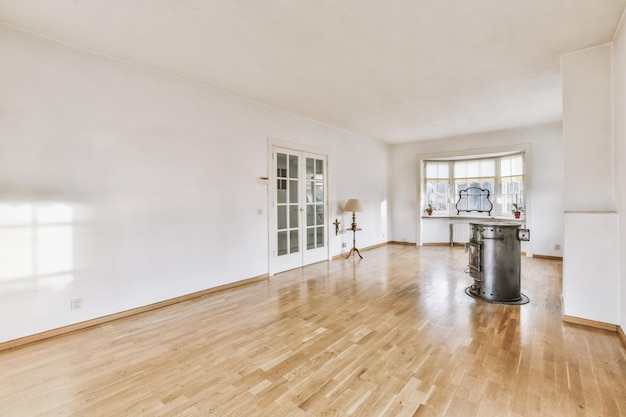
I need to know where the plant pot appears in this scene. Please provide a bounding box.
[513,211,521,219]
[427,210,433,216]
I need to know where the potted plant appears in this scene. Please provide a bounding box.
[511,203,524,219]
[424,203,433,216]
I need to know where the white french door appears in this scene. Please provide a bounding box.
[269,147,328,275]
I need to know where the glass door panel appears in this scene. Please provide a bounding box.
[303,155,326,264]
[276,150,300,258]
[277,231,287,256]
[270,148,328,274]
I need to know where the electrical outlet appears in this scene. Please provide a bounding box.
[70,298,82,311]
[342,242,347,248]
[554,244,561,251]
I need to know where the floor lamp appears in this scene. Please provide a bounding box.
[344,199,364,259]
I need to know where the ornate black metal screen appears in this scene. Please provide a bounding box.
[456,187,493,215]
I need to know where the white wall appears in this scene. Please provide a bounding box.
[562,44,615,211]
[563,213,619,323]
[422,218,452,244]
[614,10,626,328]
[0,24,389,343]
[561,43,620,324]
[389,123,564,257]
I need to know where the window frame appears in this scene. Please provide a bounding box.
[423,152,525,218]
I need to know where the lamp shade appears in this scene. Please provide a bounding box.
[344,199,364,213]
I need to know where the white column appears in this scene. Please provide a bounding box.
[561,44,619,324]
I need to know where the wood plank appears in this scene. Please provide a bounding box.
[0,273,269,352]
[0,246,624,416]
[563,315,617,332]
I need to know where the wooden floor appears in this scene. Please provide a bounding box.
[1,245,625,416]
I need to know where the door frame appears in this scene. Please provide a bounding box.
[267,138,331,276]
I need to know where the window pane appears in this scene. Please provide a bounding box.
[316,226,324,248]
[454,161,467,178]
[438,163,449,178]
[501,155,523,177]
[306,181,313,203]
[481,180,494,192]
[501,158,511,177]
[277,206,287,230]
[426,180,449,212]
[425,162,434,178]
[306,158,314,180]
[455,159,495,179]
[289,205,299,228]
[316,205,324,225]
[467,160,480,177]
[289,155,298,178]
[289,180,298,204]
[277,180,287,203]
[277,153,287,178]
[501,176,523,215]
[511,155,523,175]
[480,160,495,176]
[500,153,524,217]
[307,205,314,226]
[316,159,324,179]
[277,231,288,256]
[426,161,449,179]
[307,228,315,250]
[315,183,324,203]
[289,230,299,253]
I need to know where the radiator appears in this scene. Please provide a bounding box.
[451,222,470,244]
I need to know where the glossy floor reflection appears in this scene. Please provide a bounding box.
[0,245,624,416]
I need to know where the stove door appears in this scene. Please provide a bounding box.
[467,241,481,280]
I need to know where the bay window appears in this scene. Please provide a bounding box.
[423,153,525,217]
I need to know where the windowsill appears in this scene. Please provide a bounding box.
[422,214,526,222]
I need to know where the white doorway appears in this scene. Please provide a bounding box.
[269,146,328,275]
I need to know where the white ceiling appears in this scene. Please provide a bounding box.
[1,1,625,143]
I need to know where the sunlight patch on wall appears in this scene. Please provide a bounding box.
[0,203,74,292]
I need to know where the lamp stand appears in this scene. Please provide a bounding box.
[346,211,362,259]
